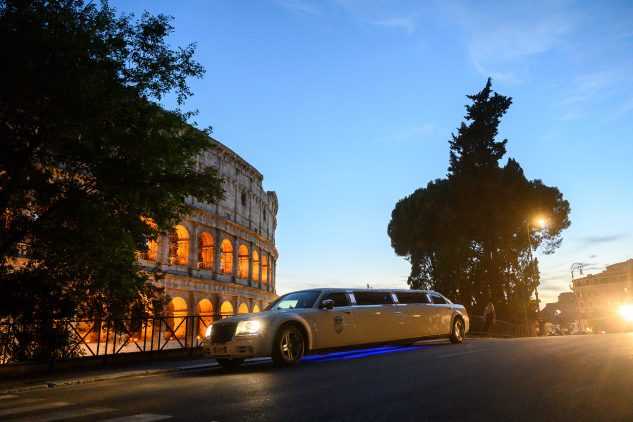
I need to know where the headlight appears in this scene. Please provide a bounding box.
[235,320,262,336]
[205,324,213,338]
[618,304,633,322]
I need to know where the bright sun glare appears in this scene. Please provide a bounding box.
[618,304,633,322]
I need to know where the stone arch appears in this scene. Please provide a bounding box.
[220,300,234,318]
[238,302,249,314]
[197,232,214,270]
[220,239,233,274]
[167,296,188,338]
[252,303,261,313]
[168,225,189,266]
[140,217,159,262]
[143,239,159,262]
[238,244,249,279]
[261,253,269,285]
[252,250,260,281]
[197,298,213,338]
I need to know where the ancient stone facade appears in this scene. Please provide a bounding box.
[138,138,278,323]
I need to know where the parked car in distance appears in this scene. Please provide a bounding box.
[203,288,469,369]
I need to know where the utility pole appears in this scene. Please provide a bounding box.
[527,217,547,335]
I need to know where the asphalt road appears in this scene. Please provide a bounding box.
[2,333,633,422]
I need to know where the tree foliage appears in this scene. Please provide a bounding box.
[388,79,570,322]
[0,0,223,357]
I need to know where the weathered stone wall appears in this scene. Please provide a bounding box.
[141,138,279,317]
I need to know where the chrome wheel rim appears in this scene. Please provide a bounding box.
[280,330,304,362]
[455,320,464,341]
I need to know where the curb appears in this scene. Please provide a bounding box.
[0,361,220,395]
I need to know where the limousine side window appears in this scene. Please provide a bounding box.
[353,291,393,305]
[396,292,431,304]
[430,294,447,305]
[320,292,350,308]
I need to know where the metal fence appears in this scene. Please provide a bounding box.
[0,313,233,366]
[1,312,529,365]
[468,315,528,337]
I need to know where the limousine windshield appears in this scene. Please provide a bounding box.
[266,290,321,310]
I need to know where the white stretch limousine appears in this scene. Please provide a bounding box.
[204,288,469,368]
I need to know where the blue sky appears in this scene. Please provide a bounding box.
[114,0,633,305]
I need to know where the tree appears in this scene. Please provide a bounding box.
[388,79,570,322]
[0,0,223,359]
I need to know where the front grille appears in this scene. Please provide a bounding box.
[211,322,237,344]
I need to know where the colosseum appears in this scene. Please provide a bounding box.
[138,137,278,334]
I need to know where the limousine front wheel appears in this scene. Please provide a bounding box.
[272,324,305,367]
[450,317,465,344]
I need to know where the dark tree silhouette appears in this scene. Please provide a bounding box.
[388,79,571,322]
[0,0,223,359]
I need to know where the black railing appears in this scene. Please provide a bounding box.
[0,313,234,366]
[468,315,528,337]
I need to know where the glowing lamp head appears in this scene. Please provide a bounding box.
[618,304,633,322]
[204,324,213,339]
[535,217,547,229]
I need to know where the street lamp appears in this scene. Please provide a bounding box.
[527,215,547,334]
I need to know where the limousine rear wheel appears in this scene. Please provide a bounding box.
[450,317,465,344]
[272,324,305,367]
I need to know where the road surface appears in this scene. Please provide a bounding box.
[2,333,633,421]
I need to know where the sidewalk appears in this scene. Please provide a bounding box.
[0,355,220,395]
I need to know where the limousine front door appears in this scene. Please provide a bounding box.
[309,306,359,349]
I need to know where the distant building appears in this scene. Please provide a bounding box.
[542,292,577,321]
[541,292,577,333]
[572,259,633,332]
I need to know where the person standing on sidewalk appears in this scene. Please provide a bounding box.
[483,301,496,333]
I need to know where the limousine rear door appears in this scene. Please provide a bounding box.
[309,292,359,349]
[428,293,453,335]
[394,291,435,338]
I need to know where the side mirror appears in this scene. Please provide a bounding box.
[320,299,335,310]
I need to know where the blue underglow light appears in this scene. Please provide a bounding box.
[302,345,430,363]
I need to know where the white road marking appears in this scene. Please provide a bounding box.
[0,394,19,400]
[103,414,173,422]
[19,406,116,421]
[0,401,69,417]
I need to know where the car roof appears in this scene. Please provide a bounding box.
[285,288,437,294]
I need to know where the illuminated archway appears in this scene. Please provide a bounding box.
[220,239,233,274]
[140,217,159,261]
[238,303,249,314]
[144,239,159,261]
[252,304,261,313]
[198,232,214,270]
[238,244,249,279]
[252,250,260,281]
[197,298,213,338]
[261,254,269,285]
[167,297,188,338]
[220,300,234,318]
[168,225,189,266]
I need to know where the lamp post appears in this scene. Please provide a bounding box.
[527,216,547,335]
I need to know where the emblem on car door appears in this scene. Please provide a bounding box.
[334,315,344,334]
